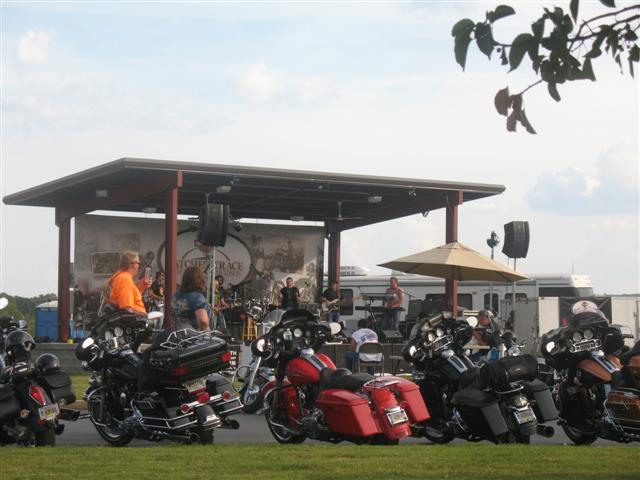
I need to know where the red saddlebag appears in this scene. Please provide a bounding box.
[387,377,430,423]
[316,389,380,437]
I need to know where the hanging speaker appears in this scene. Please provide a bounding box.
[197,204,229,247]
[502,221,530,259]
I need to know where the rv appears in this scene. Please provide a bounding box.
[336,272,594,334]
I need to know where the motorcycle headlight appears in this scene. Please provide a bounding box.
[114,326,124,337]
[104,329,114,341]
[435,327,444,338]
[293,328,303,338]
[572,331,583,342]
[507,346,521,357]
[583,328,594,340]
[427,332,436,342]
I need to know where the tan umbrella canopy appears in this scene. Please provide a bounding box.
[378,242,527,282]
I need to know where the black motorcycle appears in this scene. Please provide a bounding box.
[403,312,557,444]
[75,310,243,446]
[0,301,76,446]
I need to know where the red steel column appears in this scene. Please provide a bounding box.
[163,174,182,328]
[57,216,71,342]
[445,191,463,315]
[328,230,341,286]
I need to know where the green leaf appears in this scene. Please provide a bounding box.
[454,36,473,70]
[510,94,523,114]
[586,46,602,59]
[548,82,561,101]
[570,0,579,22]
[598,0,616,7]
[509,33,534,71]
[531,18,545,39]
[452,18,475,37]
[475,23,495,58]
[519,109,537,134]
[494,87,510,116]
[629,54,636,78]
[506,111,518,132]
[583,58,596,80]
[487,5,516,23]
[501,47,508,65]
[630,45,640,62]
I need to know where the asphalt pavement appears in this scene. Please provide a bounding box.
[56,413,630,447]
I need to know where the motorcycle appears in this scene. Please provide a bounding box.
[0,298,77,446]
[403,311,557,444]
[254,309,430,444]
[540,300,639,444]
[75,309,243,446]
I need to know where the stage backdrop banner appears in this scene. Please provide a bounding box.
[73,214,325,328]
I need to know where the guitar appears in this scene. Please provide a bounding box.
[321,298,341,313]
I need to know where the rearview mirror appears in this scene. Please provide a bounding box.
[466,316,478,328]
[18,320,28,329]
[329,322,342,335]
[0,298,8,310]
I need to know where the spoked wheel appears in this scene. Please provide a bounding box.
[33,427,56,447]
[88,393,133,447]
[241,377,267,414]
[561,423,598,445]
[264,395,306,444]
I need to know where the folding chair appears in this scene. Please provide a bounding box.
[355,342,384,375]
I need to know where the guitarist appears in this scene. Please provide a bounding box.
[321,280,342,323]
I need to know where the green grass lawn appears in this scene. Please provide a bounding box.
[0,444,637,480]
[71,373,90,400]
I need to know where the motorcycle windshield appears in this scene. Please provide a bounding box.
[270,309,318,328]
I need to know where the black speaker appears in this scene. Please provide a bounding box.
[197,204,229,247]
[381,330,404,343]
[407,299,423,317]
[502,221,530,259]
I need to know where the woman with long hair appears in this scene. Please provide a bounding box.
[171,266,211,331]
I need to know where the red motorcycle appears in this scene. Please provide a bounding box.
[253,309,429,444]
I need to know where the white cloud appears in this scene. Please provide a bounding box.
[236,63,285,104]
[16,30,54,65]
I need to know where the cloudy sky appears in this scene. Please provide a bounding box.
[1,1,638,297]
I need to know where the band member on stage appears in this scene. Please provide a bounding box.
[280,277,300,311]
[150,271,165,300]
[213,275,229,331]
[322,280,342,323]
[382,276,404,330]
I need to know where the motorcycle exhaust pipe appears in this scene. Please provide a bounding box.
[154,431,197,444]
[536,425,555,438]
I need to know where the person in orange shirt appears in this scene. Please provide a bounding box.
[108,251,152,316]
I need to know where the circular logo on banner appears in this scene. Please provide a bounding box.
[158,231,254,286]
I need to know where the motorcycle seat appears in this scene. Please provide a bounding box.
[319,368,373,391]
[619,342,640,365]
[458,366,482,389]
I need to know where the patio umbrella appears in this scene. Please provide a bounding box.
[378,242,527,282]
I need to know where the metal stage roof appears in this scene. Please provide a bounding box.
[3,158,505,230]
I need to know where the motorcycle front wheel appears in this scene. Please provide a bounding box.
[561,423,597,445]
[88,392,133,447]
[264,396,306,444]
[241,377,267,414]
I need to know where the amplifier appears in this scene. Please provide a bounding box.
[381,330,404,343]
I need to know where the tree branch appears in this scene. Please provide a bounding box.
[517,79,543,96]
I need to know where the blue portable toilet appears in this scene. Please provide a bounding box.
[35,301,59,341]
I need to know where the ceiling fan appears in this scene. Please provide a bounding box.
[329,200,363,221]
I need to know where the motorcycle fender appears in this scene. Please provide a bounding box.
[577,358,613,383]
[316,389,380,437]
[263,379,300,424]
[316,353,337,370]
[369,387,412,439]
[194,404,219,427]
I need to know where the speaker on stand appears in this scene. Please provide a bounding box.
[502,220,530,334]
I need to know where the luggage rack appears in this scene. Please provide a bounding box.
[159,328,222,350]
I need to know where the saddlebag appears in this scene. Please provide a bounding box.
[480,355,538,390]
[41,371,77,405]
[316,389,380,437]
[523,379,557,422]
[146,335,230,382]
[452,388,508,437]
[605,390,640,430]
[206,373,243,415]
[384,377,430,423]
[0,384,20,422]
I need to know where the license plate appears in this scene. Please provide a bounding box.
[514,408,536,425]
[183,377,206,393]
[38,403,60,421]
[386,408,408,425]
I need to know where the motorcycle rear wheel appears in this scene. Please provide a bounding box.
[367,434,399,446]
[195,428,215,445]
[423,419,455,444]
[561,423,597,445]
[34,427,56,447]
